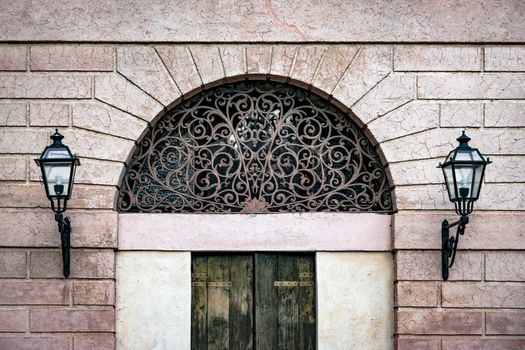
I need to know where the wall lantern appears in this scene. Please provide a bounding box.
[34,130,80,278]
[438,131,490,280]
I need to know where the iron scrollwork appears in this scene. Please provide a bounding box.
[118,81,393,213]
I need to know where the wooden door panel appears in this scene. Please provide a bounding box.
[229,255,254,350]
[255,254,278,350]
[255,253,316,350]
[207,255,231,350]
[297,255,316,350]
[277,254,299,350]
[192,255,208,350]
[192,254,254,350]
[192,253,315,350]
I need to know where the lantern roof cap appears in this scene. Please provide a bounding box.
[457,131,471,149]
[50,129,65,146]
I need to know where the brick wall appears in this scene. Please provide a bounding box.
[0,42,524,349]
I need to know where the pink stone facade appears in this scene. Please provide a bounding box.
[1,1,524,349]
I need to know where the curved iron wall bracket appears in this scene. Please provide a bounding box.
[441,215,469,281]
[55,213,71,278]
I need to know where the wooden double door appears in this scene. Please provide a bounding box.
[191,253,316,350]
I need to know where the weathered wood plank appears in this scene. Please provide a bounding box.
[191,254,208,350]
[207,255,230,350]
[277,254,299,350]
[255,253,279,350]
[229,255,254,350]
[298,255,316,350]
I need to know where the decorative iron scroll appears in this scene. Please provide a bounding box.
[118,81,393,213]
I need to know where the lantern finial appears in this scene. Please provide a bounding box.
[456,131,471,148]
[50,129,64,145]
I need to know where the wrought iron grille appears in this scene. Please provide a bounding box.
[118,81,393,213]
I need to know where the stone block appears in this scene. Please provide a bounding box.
[117,46,180,105]
[485,101,525,127]
[396,309,482,335]
[418,73,525,99]
[290,46,325,85]
[0,209,117,248]
[476,183,525,210]
[394,45,481,71]
[72,101,147,140]
[381,128,524,163]
[475,128,525,155]
[0,183,115,209]
[2,2,525,42]
[30,45,113,71]
[388,159,442,186]
[116,251,191,349]
[440,102,482,127]
[74,334,115,350]
[246,45,271,76]
[61,128,134,162]
[31,307,114,332]
[442,339,525,350]
[485,46,525,71]
[381,128,456,162]
[0,128,49,154]
[312,45,359,94]
[442,282,525,308]
[394,212,525,250]
[270,46,296,79]
[395,183,525,211]
[0,309,28,332]
[397,338,439,350]
[316,253,394,350]
[156,46,202,95]
[65,158,124,186]
[396,282,439,307]
[30,249,114,279]
[220,45,246,78]
[332,45,392,108]
[367,102,438,142]
[118,212,391,251]
[486,252,525,281]
[190,45,225,86]
[0,45,27,70]
[0,156,26,181]
[29,102,69,126]
[0,337,70,350]
[73,281,115,305]
[352,74,415,123]
[0,102,27,126]
[0,249,27,278]
[388,155,525,186]
[95,74,163,122]
[0,280,69,305]
[0,74,91,98]
[486,311,525,335]
[396,250,482,281]
[394,184,448,210]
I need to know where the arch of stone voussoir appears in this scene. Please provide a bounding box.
[100,44,422,208]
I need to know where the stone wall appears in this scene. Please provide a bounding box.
[0,2,524,348]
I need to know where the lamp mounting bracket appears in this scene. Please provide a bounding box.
[441,215,469,281]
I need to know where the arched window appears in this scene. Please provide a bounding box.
[117,80,393,213]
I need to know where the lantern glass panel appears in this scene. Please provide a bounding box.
[442,165,456,200]
[43,147,70,159]
[43,162,73,197]
[472,163,485,199]
[454,165,474,199]
[455,148,482,162]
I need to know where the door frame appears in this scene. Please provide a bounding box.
[116,212,394,349]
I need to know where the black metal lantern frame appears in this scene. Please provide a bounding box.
[438,131,490,281]
[35,130,80,278]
